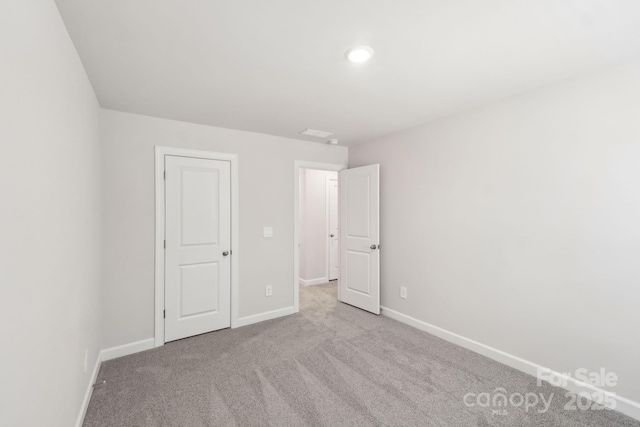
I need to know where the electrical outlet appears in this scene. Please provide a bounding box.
[84,349,89,373]
[266,285,273,297]
[400,287,407,299]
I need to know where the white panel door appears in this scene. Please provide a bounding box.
[165,155,231,342]
[328,177,339,280]
[339,164,380,314]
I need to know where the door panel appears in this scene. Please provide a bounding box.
[346,174,371,238]
[328,178,339,281]
[181,169,220,245]
[165,156,231,342]
[180,262,219,317]
[345,250,370,294]
[339,164,380,314]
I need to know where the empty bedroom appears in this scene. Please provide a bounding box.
[1,1,639,426]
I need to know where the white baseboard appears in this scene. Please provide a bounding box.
[75,351,102,427]
[299,277,328,286]
[380,306,640,421]
[101,338,155,362]
[235,306,295,328]
[76,338,155,426]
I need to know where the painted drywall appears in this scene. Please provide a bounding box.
[0,1,102,426]
[100,109,347,348]
[56,0,640,145]
[350,59,640,404]
[299,169,338,284]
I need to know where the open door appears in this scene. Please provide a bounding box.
[339,164,380,314]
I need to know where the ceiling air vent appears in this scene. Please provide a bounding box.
[300,129,333,138]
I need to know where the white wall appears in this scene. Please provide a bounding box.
[299,169,338,284]
[350,59,640,404]
[0,1,102,426]
[100,109,347,348]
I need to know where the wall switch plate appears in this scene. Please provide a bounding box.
[400,287,407,299]
[266,285,273,297]
[263,226,273,238]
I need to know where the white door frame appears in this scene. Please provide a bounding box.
[293,160,347,313]
[155,146,240,348]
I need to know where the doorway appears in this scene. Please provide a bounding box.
[293,160,381,316]
[298,168,339,287]
[293,161,346,312]
[154,146,239,348]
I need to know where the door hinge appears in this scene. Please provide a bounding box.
[163,171,166,180]
[164,240,166,249]
[163,309,166,318]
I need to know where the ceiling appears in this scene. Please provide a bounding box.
[55,0,640,145]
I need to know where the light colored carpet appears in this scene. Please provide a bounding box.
[84,282,639,426]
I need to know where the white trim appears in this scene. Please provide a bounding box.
[101,338,155,362]
[299,277,329,286]
[75,351,102,427]
[155,146,240,348]
[293,161,347,313]
[235,306,296,328]
[75,338,153,426]
[380,306,640,421]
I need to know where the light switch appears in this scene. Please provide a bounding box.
[263,226,273,238]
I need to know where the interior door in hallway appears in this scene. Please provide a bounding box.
[339,164,380,314]
[328,177,339,280]
[164,155,231,342]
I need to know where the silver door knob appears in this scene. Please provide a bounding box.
[370,245,377,250]
[222,251,229,256]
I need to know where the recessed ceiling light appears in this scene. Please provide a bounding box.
[346,46,374,63]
